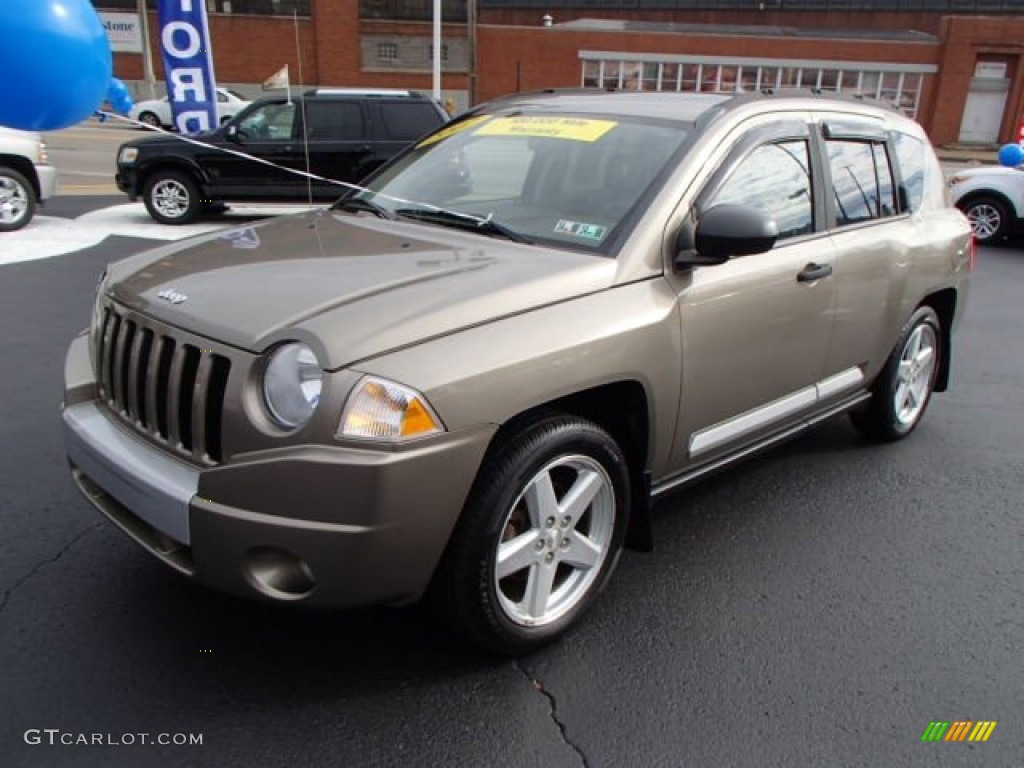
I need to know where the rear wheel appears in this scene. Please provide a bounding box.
[961,196,1009,244]
[0,166,36,232]
[433,416,629,656]
[143,170,202,225]
[850,306,942,441]
[138,111,162,129]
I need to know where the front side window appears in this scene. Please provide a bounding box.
[708,141,814,240]
[348,113,690,253]
[827,140,896,226]
[236,102,296,140]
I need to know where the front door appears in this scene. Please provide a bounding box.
[199,100,302,199]
[670,129,838,470]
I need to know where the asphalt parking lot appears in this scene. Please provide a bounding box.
[0,131,1021,766]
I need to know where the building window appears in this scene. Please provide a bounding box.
[427,43,450,62]
[377,42,399,62]
[580,54,931,118]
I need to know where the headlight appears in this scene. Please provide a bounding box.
[119,147,139,164]
[339,376,444,441]
[262,343,323,429]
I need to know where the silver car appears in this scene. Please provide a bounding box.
[62,90,972,655]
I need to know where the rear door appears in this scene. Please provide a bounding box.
[816,116,908,385]
[298,99,378,198]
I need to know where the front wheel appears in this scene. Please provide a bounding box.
[433,416,630,655]
[0,166,36,232]
[960,196,1010,244]
[143,170,202,225]
[850,306,942,442]
[138,111,162,129]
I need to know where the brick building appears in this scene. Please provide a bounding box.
[95,1,1024,145]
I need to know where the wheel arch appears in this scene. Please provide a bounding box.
[136,159,212,196]
[956,188,1018,218]
[0,156,41,199]
[479,380,654,552]
[919,287,957,392]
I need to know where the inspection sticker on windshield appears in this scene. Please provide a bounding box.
[476,116,617,142]
[554,220,608,242]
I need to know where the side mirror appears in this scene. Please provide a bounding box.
[225,124,243,143]
[676,204,778,268]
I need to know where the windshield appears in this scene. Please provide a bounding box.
[341,112,689,253]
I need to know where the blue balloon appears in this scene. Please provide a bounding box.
[997,143,1024,168]
[0,0,112,131]
[106,77,134,115]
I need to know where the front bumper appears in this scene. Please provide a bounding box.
[36,164,58,201]
[62,333,495,608]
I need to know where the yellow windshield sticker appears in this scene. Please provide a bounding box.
[417,115,491,148]
[474,116,617,142]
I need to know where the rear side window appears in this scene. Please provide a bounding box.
[892,132,927,213]
[827,140,897,226]
[380,102,444,141]
[305,102,364,140]
[708,140,814,240]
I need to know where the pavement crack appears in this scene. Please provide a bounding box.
[0,522,104,616]
[514,660,590,768]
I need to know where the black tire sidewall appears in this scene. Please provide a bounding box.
[143,170,201,225]
[440,417,630,655]
[0,166,36,232]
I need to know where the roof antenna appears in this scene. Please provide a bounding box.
[293,10,314,215]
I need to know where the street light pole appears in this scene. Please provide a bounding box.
[432,0,442,101]
[137,0,157,99]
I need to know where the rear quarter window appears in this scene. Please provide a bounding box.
[892,131,947,213]
[380,102,445,141]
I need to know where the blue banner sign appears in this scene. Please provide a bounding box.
[157,0,217,133]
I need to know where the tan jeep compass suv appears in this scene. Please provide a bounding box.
[62,90,972,655]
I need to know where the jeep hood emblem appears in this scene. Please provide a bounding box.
[157,288,188,305]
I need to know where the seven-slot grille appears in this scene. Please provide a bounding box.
[95,306,231,464]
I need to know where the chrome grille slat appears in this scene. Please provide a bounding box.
[166,344,187,449]
[125,323,144,420]
[191,354,213,461]
[111,316,132,411]
[93,305,231,465]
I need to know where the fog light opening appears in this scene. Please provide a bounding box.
[244,547,316,600]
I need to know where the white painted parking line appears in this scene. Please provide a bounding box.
[1,202,318,266]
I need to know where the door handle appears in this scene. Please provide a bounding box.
[797,262,833,282]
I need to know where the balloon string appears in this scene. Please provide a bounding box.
[94,111,492,227]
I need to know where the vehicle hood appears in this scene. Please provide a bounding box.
[949,165,1022,181]
[106,210,618,369]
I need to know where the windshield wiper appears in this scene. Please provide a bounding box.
[333,196,397,220]
[394,208,532,244]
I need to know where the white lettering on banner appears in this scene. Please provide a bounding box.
[169,69,207,101]
[162,21,201,58]
[175,110,211,133]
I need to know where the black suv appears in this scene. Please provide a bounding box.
[115,89,449,224]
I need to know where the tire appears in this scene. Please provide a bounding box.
[138,111,162,129]
[433,415,630,656]
[960,196,1009,245]
[0,166,36,232]
[143,170,202,225]
[850,306,942,442]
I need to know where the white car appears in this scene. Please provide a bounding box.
[0,126,58,232]
[949,165,1024,245]
[129,87,251,129]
